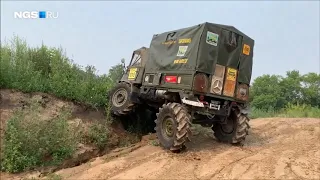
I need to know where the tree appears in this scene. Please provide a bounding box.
[300,72,320,107]
[107,59,125,84]
[250,74,285,110]
[279,70,303,105]
[249,70,320,111]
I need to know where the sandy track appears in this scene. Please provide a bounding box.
[44,117,319,180]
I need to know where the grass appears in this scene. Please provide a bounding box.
[83,122,110,150]
[0,35,118,108]
[46,173,63,180]
[0,101,78,173]
[249,103,320,119]
[0,99,116,173]
[0,36,124,173]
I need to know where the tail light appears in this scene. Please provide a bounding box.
[210,64,226,95]
[165,76,177,83]
[223,67,237,97]
[236,83,249,101]
[193,73,209,93]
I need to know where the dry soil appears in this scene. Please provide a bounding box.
[47,118,320,180]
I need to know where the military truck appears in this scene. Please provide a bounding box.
[109,22,254,152]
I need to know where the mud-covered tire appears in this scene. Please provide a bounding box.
[109,82,135,116]
[212,108,250,144]
[154,102,192,152]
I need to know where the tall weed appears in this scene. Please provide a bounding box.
[250,103,320,119]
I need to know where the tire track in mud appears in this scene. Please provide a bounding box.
[104,151,170,179]
[207,150,258,179]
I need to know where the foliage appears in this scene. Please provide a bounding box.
[45,173,63,180]
[0,36,124,108]
[108,63,125,84]
[249,70,320,112]
[281,103,320,118]
[250,103,320,119]
[0,102,78,173]
[84,123,109,150]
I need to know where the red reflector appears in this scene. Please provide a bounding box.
[165,76,177,83]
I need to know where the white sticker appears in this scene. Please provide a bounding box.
[177,46,188,57]
[206,31,219,46]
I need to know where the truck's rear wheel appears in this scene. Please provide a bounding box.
[212,108,250,144]
[154,103,192,152]
[109,82,135,116]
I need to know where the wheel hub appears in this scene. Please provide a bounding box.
[162,117,174,138]
[221,117,234,134]
[112,88,127,107]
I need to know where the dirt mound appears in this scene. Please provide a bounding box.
[16,117,320,180]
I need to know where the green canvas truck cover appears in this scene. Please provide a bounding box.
[145,22,254,84]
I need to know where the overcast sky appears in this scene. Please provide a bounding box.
[1,1,319,81]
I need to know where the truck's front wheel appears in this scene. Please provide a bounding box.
[212,108,250,144]
[154,103,192,152]
[109,82,135,116]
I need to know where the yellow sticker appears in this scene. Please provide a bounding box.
[128,68,138,80]
[226,68,237,81]
[178,38,191,44]
[243,44,250,55]
[162,40,176,45]
[174,59,188,64]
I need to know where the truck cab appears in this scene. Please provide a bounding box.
[120,47,148,85]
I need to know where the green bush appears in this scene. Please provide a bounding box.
[0,35,122,108]
[0,102,78,173]
[249,71,320,111]
[85,123,109,150]
[278,103,320,118]
[249,107,276,119]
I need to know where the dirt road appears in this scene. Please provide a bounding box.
[41,117,319,180]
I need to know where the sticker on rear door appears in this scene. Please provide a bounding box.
[176,46,188,57]
[206,31,219,46]
[243,44,250,55]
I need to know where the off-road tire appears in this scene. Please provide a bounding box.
[212,108,250,144]
[109,82,135,116]
[154,102,192,152]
